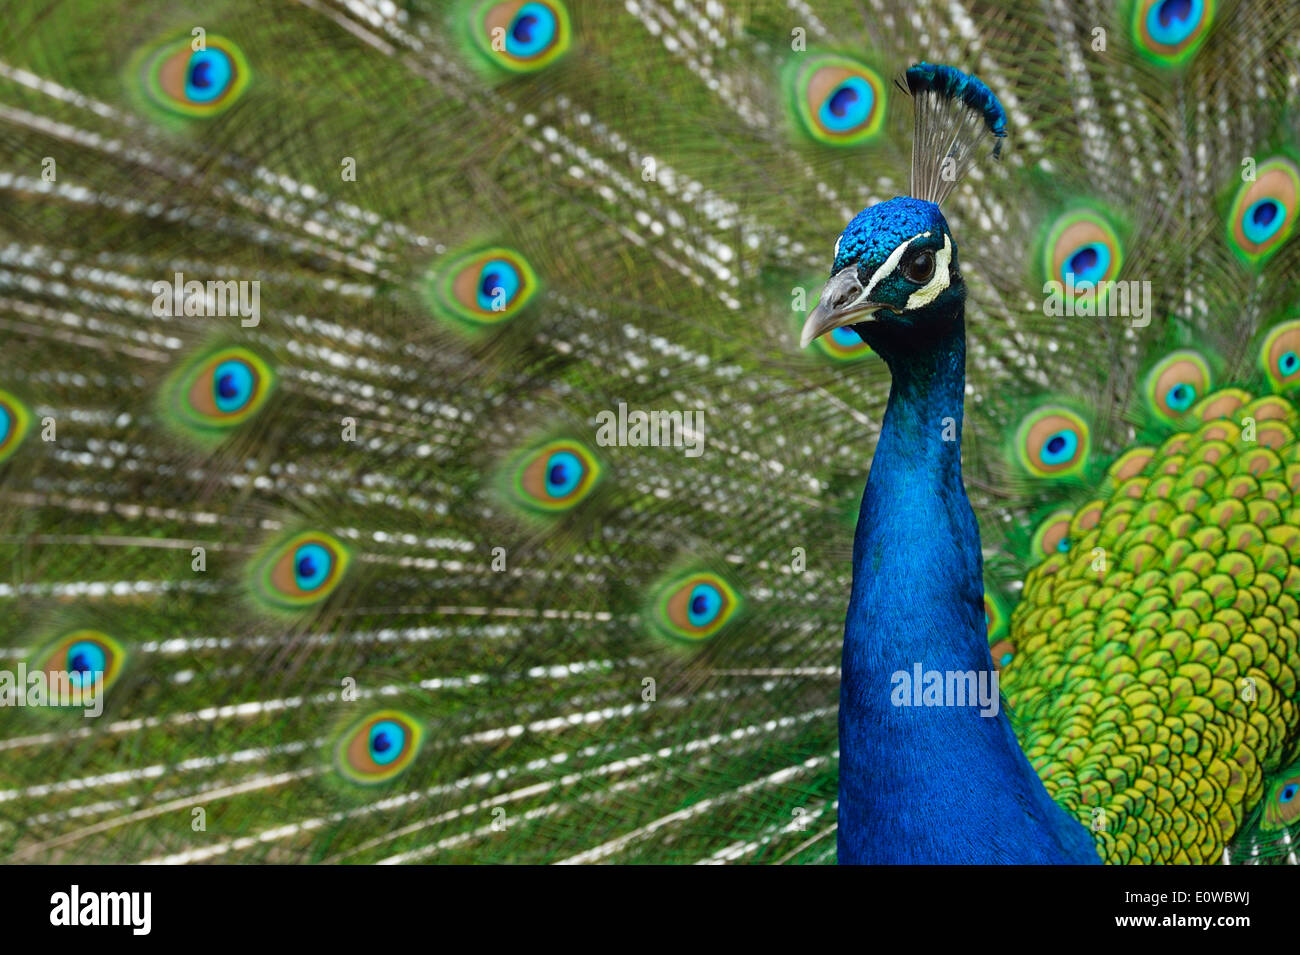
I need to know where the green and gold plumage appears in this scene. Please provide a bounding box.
[1003,386,1300,864]
[1,0,1299,864]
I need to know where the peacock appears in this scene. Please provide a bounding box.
[0,0,1299,866]
[799,64,1112,863]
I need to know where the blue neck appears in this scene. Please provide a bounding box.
[837,306,1099,864]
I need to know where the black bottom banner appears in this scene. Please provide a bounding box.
[2,862,1285,943]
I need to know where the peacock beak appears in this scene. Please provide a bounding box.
[800,267,885,348]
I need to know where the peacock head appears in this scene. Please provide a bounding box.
[800,196,962,351]
[799,63,1005,359]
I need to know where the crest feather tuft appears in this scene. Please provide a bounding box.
[901,62,1007,205]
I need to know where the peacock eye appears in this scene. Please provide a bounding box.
[1132,0,1215,64]
[426,246,539,329]
[1226,158,1298,265]
[818,323,873,361]
[469,1,572,72]
[0,389,32,463]
[511,440,601,513]
[1042,209,1123,308]
[791,55,887,146]
[143,36,250,117]
[902,250,935,284]
[32,631,126,702]
[1144,350,1211,422]
[336,710,423,783]
[1031,509,1075,558]
[1015,406,1090,478]
[651,572,740,643]
[989,639,1015,670]
[983,591,1006,642]
[1263,772,1300,830]
[251,531,351,611]
[1261,320,1300,392]
[168,346,275,435]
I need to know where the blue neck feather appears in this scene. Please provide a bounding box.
[838,305,1099,864]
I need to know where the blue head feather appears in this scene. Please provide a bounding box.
[831,197,948,274]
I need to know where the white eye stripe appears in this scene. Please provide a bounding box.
[905,234,953,310]
[832,230,949,314]
[834,235,843,259]
[860,236,915,301]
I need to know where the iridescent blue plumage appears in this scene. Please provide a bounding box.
[806,63,1099,864]
[832,197,947,274]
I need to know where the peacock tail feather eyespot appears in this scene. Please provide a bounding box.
[1227,158,1299,265]
[652,572,740,643]
[469,1,571,72]
[1144,350,1211,422]
[1042,210,1123,304]
[1260,321,1300,392]
[1015,407,1090,478]
[1131,0,1216,64]
[989,638,1015,671]
[0,389,32,463]
[429,247,539,327]
[790,55,886,147]
[511,439,601,513]
[1031,508,1076,558]
[170,346,275,433]
[983,590,1007,642]
[336,710,424,783]
[253,531,351,610]
[143,36,250,117]
[31,631,125,703]
[1261,769,1300,831]
[816,323,873,361]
